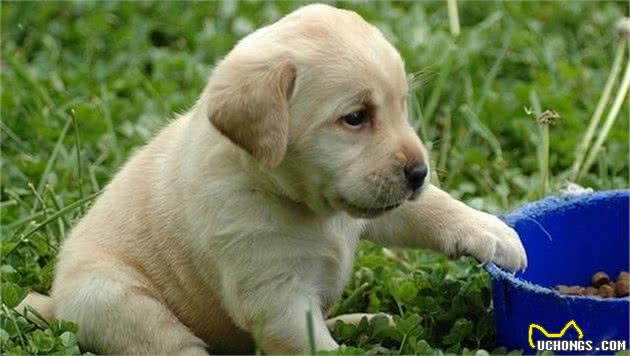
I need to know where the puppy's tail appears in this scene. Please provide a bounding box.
[16,292,56,326]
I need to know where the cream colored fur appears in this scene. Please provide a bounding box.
[18,4,526,354]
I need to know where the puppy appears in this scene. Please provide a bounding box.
[19,4,527,354]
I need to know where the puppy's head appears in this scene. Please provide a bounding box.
[206,4,429,218]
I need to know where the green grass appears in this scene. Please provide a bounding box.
[1,1,628,355]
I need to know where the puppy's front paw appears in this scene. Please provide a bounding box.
[450,210,527,272]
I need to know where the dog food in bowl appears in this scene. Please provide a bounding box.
[555,271,629,298]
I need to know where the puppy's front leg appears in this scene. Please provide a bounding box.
[362,184,527,271]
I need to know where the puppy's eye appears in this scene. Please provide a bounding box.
[341,110,369,129]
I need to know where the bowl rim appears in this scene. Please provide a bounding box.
[485,189,630,304]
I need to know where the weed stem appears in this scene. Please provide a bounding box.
[570,40,627,181]
[540,124,550,197]
[447,0,460,37]
[578,56,630,180]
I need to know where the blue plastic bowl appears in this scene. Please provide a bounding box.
[486,190,629,355]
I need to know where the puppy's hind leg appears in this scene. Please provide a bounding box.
[17,292,55,327]
[53,269,207,355]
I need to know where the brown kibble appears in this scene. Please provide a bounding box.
[615,273,629,297]
[556,285,585,295]
[555,285,568,293]
[555,271,630,298]
[598,284,615,298]
[591,272,610,288]
[584,286,598,296]
[615,284,628,297]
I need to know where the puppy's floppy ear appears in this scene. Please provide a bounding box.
[207,54,296,169]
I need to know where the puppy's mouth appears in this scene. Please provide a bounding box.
[338,197,403,218]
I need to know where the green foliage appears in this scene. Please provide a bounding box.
[1,1,628,355]
[325,245,504,354]
[1,307,80,355]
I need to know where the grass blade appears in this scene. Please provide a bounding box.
[5,191,101,257]
[460,105,503,161]
[475,39,509,115]
[71,109,85,212]
[305,310,316,355]
[36,115,72,195]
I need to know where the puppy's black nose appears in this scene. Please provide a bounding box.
[404,163,428,192]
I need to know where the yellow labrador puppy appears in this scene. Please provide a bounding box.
[20,4,527,354]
